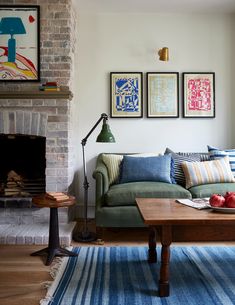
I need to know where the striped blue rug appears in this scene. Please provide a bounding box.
[42,246,235,305]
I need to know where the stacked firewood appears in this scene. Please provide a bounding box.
[4,170,23,196]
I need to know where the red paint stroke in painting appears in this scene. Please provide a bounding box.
[187,78,211,111]
[29,15,35,23]
[0,46,37,78]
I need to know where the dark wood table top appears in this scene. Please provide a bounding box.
[136,198,235,226]
[32,194,76,208]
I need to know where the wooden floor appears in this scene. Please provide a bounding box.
[0,224,148,305]
[1,223,235,305]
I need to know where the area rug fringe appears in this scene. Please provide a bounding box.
[40,248,72,305]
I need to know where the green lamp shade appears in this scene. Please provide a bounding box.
[96,122,115,143]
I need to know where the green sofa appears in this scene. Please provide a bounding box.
[93,153,235,230]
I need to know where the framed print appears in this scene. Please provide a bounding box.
[0,5,40,81]
[110,72,143,118]
[147,72,179,118]
[183,72,215,118]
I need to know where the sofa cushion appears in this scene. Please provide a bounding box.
[164,148,201,186]
[105,181,191,206]
[102,154,123,185]
[182,156,235,189]
[119,155,175,184]
[189,183,235,198]
[208,145,235,177]
[102,152,160,185]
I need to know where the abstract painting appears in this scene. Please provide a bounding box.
[0,5,40,81]
[183,72,215,118]
[147,72,179,118]
[110,72,143,118]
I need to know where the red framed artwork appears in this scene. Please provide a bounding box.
[183,72,215,118]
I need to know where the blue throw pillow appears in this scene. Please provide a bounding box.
[208,145,235,177]
[119,155,174,184]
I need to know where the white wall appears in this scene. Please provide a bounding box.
[75,12,235,214]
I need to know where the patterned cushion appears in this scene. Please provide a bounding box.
[208,145,235,177]
[119,155,173,184]
[164,148,201,186]
[181,156,235,189]
[102,154,123,185]
[102,153,160,185]
[178,152,210,162]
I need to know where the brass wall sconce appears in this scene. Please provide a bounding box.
[158,47,169,61]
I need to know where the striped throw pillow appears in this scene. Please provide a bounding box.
[181,156,235,189]
[102,153,160,185]
[208,145,235,177]
[164,148,201,186]
[102,154,123,185]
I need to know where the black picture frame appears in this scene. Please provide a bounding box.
[110,72,143,118]
[0,5,40,81]
[146,72,179,118]
[182,72,215,118]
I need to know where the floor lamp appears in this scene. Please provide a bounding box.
[73,113,115,242]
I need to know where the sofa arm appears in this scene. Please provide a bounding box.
[92,156,109,209]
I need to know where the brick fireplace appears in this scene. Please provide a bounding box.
[0,102,72,195]
[0,0,77,193]
[0,0,79,243]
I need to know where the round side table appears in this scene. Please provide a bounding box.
[31,194,78,266]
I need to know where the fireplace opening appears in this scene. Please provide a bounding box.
[0,134,46,197]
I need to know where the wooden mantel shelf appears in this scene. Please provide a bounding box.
[0,90,73,100]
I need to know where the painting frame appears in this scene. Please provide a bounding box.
[146,72,179,118]
[183,72,215,118]
[0,5,40,82]
[110,72,143,118]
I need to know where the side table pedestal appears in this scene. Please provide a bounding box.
[31,195,78,266]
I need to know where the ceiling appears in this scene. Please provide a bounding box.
[74,0,235,14]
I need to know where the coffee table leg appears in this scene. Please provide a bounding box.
[148,226,157,263]
[159,225,172,297]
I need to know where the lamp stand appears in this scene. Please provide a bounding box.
[74,143,97,242]
[73,113,108,242]
[72,113,115,243]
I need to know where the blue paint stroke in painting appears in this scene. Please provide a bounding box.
[115,77,140,112]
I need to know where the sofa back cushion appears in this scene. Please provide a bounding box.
[119,155,174,184]
[102,153,160,185]
[208,145,235,177]
[102,154,123,185]
[164,148,202,186]
[182,156,235,189]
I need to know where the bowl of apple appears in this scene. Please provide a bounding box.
[208,192,235,213]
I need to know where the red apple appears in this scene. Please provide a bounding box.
[209,194,225,207]
[224,192,235,200]
[225,194,235,208]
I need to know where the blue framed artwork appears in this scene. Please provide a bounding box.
[110,72,143,118]
[0,5,40,81]
[147,72,179,118]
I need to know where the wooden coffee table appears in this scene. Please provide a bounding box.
[136,198,235,297]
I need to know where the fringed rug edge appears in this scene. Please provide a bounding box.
[39,247,72,305]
